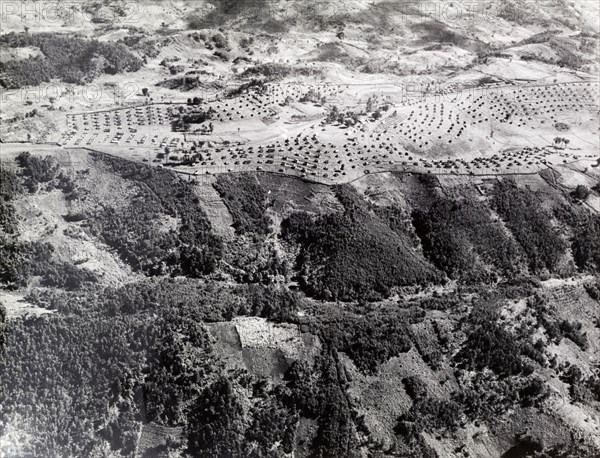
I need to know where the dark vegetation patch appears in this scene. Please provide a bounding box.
[558,363,600,404]
[0,160,94,290]
[454,299,532,378]
[412,195,524,282]
[85,152,222,276]
[491,179,567,274]
[296,303,420,374]
[20,241,97,290]
[186,377,246,456]
[0,167,23,288]
[187,0,268,28]
[0,285,226,456]
[520,36,589,70]
[156,76,208,91]
[213,173,273,236]
[281,185,444,301]
[117,34,163,58]
[0,277,302,455]
[553,201,600,274]
[222,238,291,285]
[28,277,298,322]
[571,215,600,272]
[0,312,148,456]
[0,32,142,88]
[16,152,75,194]
[411,21,486,53]
[241,63,323,81]
[396,397,463,436]
[278,349,359,458]
[374,204,421,248]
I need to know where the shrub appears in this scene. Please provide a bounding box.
[571,185,590,200]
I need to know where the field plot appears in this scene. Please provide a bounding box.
[57,81,599,184]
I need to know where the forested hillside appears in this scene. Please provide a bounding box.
[1,154,599,457]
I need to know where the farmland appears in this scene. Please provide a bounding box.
[53,80,599,185]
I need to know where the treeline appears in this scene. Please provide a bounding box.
[29,277,299,321]
[281,184,443,301]
[241,63,323,80]
[0,32,142,88]
[85,153,222,277]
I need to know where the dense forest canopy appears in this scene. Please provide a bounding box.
[1,154,599,457]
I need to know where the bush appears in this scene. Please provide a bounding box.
[571,185,590,200]
[211,33,229,49]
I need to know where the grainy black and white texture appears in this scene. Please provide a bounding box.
[0,1,599,457]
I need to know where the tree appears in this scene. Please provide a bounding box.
[327,105,340,124]
[142,87,149,97]
[366,97,375,113]
[572,185,590,201]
